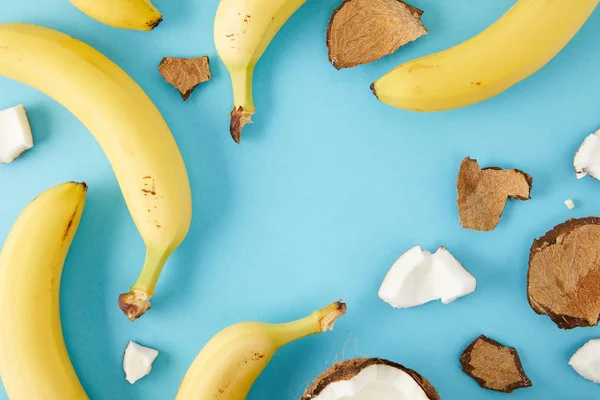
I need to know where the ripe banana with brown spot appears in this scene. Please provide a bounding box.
[214,0,308,143]
[0,23,192,321]
[69,0,163,31]
[0,182,89,400]
[372,0,599,112]
[176,301,347,399]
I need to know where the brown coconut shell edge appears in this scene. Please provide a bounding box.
[527,216,600,329]
[301,358,440,400]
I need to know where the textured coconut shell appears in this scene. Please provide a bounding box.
[159,56,212,100]
[301,358,440,400]
[460,335,532,393]
[457,157,532,231]
[528,217,600,329]
[326,0,427,69]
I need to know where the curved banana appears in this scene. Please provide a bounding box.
[0,23,192,321]
[214,0,307,143]
[175,301,347,399]
[372,0,599,112]
[0,182,89,400]
[69,0,163,31]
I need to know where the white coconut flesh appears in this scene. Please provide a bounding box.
[574,129,600,179]
[378,245,476,308]
[311,364,430,400]
[0,104,34,164]
[123,341,159,384]
[569,338,600,384]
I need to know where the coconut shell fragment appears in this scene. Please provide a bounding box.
[326,0,427,69]
[460,335,532,393]
[457,157,532,231]
[159,56,212,100]
[528,217,600,329]
[302,358,440,400]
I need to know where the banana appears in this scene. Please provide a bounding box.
[69,0,163,31]
[214,0,307,143]
[0,23,192,321]
[371,0,599,112]
[0,182,89,400]
[175,301,347,399]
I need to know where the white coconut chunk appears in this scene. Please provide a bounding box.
[378,245,476,308]
[565,199,575,210]
[123,341,159,384]
[569,339,600,384]
[311,364,430,400]
[574,129,600,179]
[0,105,34,164]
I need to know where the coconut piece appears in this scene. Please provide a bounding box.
[378,245,476,308]
[301,358,440,400]
[326,0,427,70]
[565,199,575,209]
[574,129,600,179]
[528,217,600,329]
[569,338,600,384]
[123,341,159,384]
[457,157,532,231]
[0,105,34,164]
[159,56,212,101]
[460,335,532,393]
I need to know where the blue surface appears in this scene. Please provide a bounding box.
[1,0,600,399]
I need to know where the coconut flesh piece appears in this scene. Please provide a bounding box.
[574,129,600,179]
[123,341,159,384]
[379,245,476,308]
[302,358,440,400]
[0,105,34,164]
[569,339,600,384]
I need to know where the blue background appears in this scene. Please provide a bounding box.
[1,0,600,399]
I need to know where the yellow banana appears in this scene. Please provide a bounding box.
[214,0,307,143]
[175,301,347,399]
[372,0,599,112]
[0,182,89,400]
[0,23,192,321]
[69,0,163,31]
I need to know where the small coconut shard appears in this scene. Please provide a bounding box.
[0,105,34,164]
[565,199,575,210]
[302,358,440,400]
[457,157,532,231]
[123,341,159,384]
[379,245,476,308]
[230,107,254,144]
[158,56,212,101]
[574,129,600,179]
[569,338,600,384]
[460,335,532,393]
[528,217,600,329]
[119,289,152,321]
[326,0,427,70]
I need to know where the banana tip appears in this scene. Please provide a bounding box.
[320,300,347,332]
[148,17,163,30]
[370,83,379,99]
[230,107,254,144]
[119,289,152,321]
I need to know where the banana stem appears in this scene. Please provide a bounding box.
[274,301,347,347]
[118,248,170,321]
[229,67,256,143]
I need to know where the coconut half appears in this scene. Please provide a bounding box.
[123,341,159,384]
[574,129,600,179]
[569,339,600,384]
[301,358,440,400]
[379,245,476,308]
[0,105,34,164]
